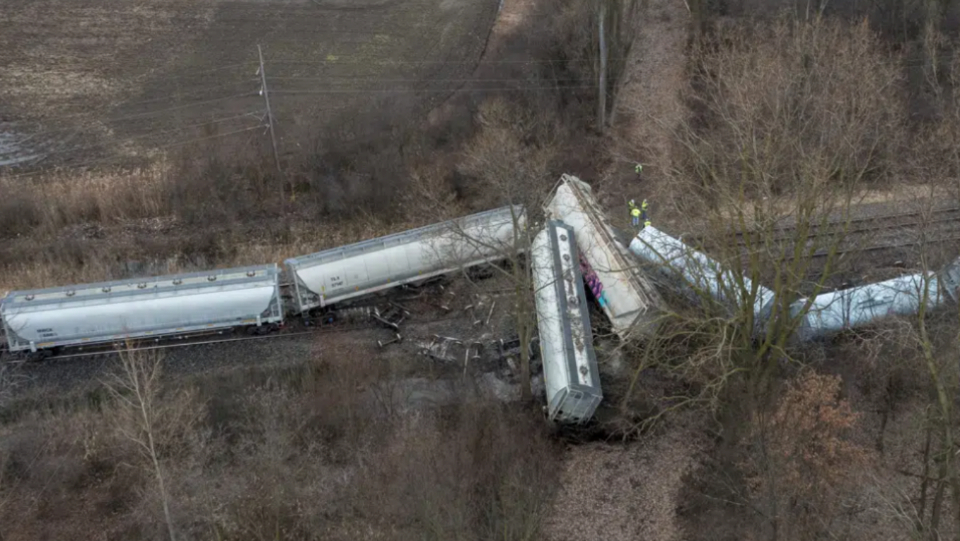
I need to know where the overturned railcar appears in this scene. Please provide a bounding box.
[284,206,526,315]
[629,225,776,333]
[1,265,283,355]
[545,174,662,340]
[792,271,952,342]
[531,220,602,424]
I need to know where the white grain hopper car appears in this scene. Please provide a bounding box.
[630,225,776,331]
[531,220,602,424]
[285,205,526,314]
[545,174,662,340]
[630,225,960,342]
[1,265,283,354]
[791,270,958,342]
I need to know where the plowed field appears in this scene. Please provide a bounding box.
[0,0,499,166]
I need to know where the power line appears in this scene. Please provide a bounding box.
[268,77,589,83]
[111,78,260,108]
[9,76,588,134]
[264,58,597,65]
[270,85,595,95]
[11,92,259,129]
[18,111,267,160]
[6,83,261,136]
[3,125,268,180]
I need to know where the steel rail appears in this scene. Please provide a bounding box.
[3,286,518,363]
[688,205,960,247]
[744,207,960,246]
[33,313,461,362]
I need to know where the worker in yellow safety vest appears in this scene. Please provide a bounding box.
[629,199,650,229]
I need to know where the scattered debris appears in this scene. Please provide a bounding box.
[377,333,403,348]
[372,305,406,331]
[419,335,463,363]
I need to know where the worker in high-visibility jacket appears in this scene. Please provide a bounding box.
[640,199,650,229]
[629,200,641,228]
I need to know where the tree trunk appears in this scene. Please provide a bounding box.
[597,0,608,133]
[919,419,933,533]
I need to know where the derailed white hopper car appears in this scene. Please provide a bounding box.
[284,205,526,314]
[532,220,602,424]
[791,272,947,342]
[544,174,663,340]
[1,265,283,354]
[629,225,776,334]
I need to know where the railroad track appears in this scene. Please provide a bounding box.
[2,315,446,364]
[718,205,960,245]
[1,287,518,364]
[685,205,960,242]
[686,205,960,260]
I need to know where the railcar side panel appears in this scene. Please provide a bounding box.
[792,272,943,341]
[1,265,282,353]
[629,225,776,330]
[285,206,525,313]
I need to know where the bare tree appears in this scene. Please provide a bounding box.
[893,190,960,540]
[104,346,178,541]
[445,99,559,402]
[626,16,909,539]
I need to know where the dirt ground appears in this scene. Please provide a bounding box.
[0,0,497,166]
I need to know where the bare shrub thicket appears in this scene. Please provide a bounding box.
[676,16,906,199]
[626,16,916,539]
[694,0,960,49]
[679,372,871,541]
[647,13,960,541]
[0,344,558,541]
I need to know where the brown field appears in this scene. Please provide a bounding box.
[0,0,498,165]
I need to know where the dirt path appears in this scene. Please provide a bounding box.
[597,0,690,219]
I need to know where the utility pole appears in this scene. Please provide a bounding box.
[257,44,284,207]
